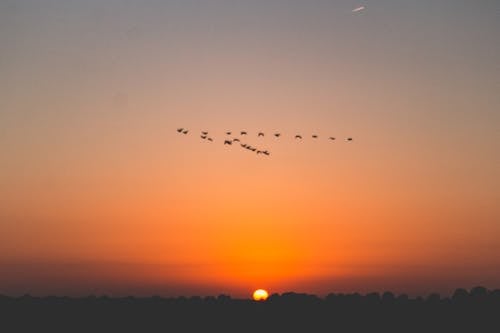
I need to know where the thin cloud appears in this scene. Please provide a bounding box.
[352,6,365,13]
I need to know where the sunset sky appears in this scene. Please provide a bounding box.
[1,0,499,298]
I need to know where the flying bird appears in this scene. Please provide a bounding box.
[347,137,353,141]
[312,135,318,139]
[201,135,207,139]
[201,131,208,135]
[295,135,302,139]
[258,132,264,137]
[251,148,257,152]
[241,143,247,148]
[263,151,270,156]
[233,138,240,142]
[224,140,233,145]
[352,6,365,13]
[177,128,184,133]
[182,130,189,134]
[274,133,281,138]
[257,150,262,154]
[226,131,232,135]
[241,131,247,135]
[207,138,213,142]
[329,137,336,141]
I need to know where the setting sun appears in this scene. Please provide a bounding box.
[252,289,269,301]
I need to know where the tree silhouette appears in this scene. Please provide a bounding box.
[1,287,498,332]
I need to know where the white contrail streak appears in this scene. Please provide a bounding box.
[352,6,365,12]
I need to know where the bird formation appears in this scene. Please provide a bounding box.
[176,128,354,157]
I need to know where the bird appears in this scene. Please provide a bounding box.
[251,148,256,152]
[201,135,207,139]
[224,140,233,145]
[201,131,208,135]
[241,131,247,135]
[258,132,264,137]
[312,134,318,139]
[207,138,213,142]
[257,150,262,154]
[241,143,247,148]
[346,137,353,141]
[295,135,302,139]
[226,131,232,135]
[177,128,184,133]
[183,130,189,134]
[274,133,281,138]
[263,151,270,156]
[352,6,365,13]
[329,137,336,141]
[233,138,240,142]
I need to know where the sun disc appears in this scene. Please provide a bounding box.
[252,289,269,301]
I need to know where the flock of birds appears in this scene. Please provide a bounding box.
[177,128,353,157]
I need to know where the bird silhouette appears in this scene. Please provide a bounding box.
[347,137,353,141]
[258,132,264,137]
[329,137,336,140]
[257,150,262,154]
[295,135,302,139]
[201,135,207,139]
[233,138,240,142]
[201,131,208,135]
[224,140,233,145]
[240,131,247,135]
[251,148,257,152]
[263,151,270,156]
[183,130,189,134]
[177,128,184,133]
[312,135,318,139]
[226,131,232,135]
[207,138,213,142]
[274,133,281,138]
[241,144,247,148]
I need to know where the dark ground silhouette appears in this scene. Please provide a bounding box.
[1,287,498,332]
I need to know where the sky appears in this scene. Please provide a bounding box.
[1,0,499,298]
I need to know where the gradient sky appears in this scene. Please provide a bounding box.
[1,0,499,298]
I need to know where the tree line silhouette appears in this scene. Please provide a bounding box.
[1,286,498,332]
